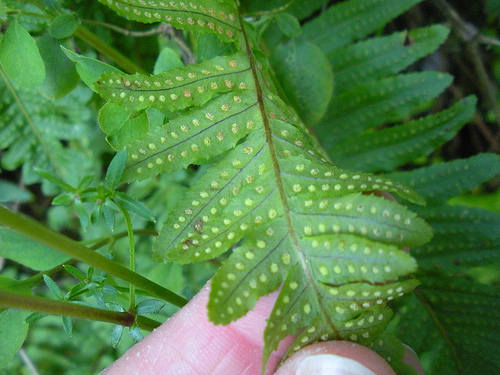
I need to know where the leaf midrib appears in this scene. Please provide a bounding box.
[236,2,341,339]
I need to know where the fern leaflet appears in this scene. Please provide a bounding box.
[96,0,433,371]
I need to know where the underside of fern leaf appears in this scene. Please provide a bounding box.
[96,0,433,372]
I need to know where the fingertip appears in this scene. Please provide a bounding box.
[273,341,397,375]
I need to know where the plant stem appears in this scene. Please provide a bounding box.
[136,315,162,331]
[118,205,136,310]
[0,205,188,308]
[0,290,135,326]
[74,26,147,74]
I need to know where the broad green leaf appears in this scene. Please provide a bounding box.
[0,20,46,88]
[154,47,184,74]
[105,149,127,191]
[49,14,79,39]
[0,309,29,369]
[37,35,79,99]
[270,39,333,125]
[412,205,500,271]
[0,227,70,270]
[275,13,301,38]
[98,102,149,150]
[394,274,500,375]
[333,96,476,172]
[387,153,500,205]
[61,47,123,92]
[301,0,423,54]
[196,33,237,62]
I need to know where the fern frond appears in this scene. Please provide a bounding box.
[300,0,423,53]
[394,273,500,375]
[317,72,453,148]
[329,25,450,93]
[333,96,476,172]
[0,80,95,193]
[387,153,500,205]
[412,205,500,271]
[98,0,242,43]
[96,0,433,371]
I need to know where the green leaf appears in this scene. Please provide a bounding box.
[128,325,143,341]
[110,324,124,347]
[136,299,165,314]
[113,191,155,221]
[98,0,242,43]
[94,52,253,112]
[103,204,116,229]
[0,180,33,203]
[412,205,500,271]
[43,274,65,300]
[0,20,46,88]
[333,96,476,172]
[0,227,70,270]
[98,103,149,150]
[154,47,184,74]
[301,0,423,54]
[34,167,76,192]
[106,149,127,191]
[270,39,333,125]
[275,13,301,38]
[61,315,73,335]
[74,199,90,230]
[328,25,450,93]
[0,309,29,369]
[394,273,500,375]
[49,14,79,39]
[0,80,96,194]
[316,71,453,149]
[37,35,79,99]
[63,265,87,281]
[387,153,500,205]
[94,1,434,371]
[61,47,123,92]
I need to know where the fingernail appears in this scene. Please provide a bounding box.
[295,354,377,375]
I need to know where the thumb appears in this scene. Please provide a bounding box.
[273,341,397,375]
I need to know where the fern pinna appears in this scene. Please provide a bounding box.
[95,0,432,372]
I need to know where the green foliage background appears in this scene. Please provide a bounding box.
[0,0,500,374]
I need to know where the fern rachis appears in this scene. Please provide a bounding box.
[95,0,433,372]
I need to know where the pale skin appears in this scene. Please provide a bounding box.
[101,284,424,375]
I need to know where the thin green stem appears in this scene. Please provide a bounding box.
[118,205,136,310]
[0,206,188,308]
[81,19,166,37]
[74,26,147,74]
[21,229,158,289]
[0,290,135,327]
